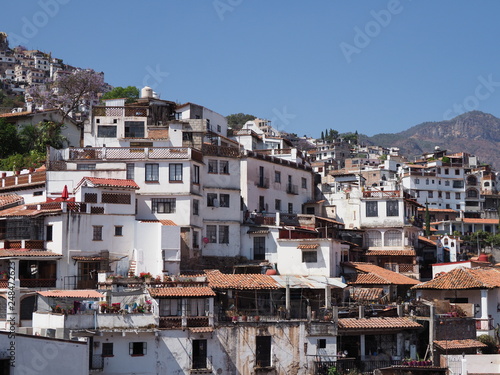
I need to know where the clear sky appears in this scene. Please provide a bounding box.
[3,0,500,137]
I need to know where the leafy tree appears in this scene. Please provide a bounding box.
[321,131,324,141]
[342,131,359,144]
[19,122,68,153]
[101,86,139,103]
[477,334,498,354]
[226,113,256,130]
[0,119,21,158]
[29,69,104,121]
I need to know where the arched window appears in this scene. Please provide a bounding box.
[467,189,478,198]
[467,176,477,185]
[365,231,382,247]
[384,230,402,247]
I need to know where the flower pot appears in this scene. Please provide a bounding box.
[240,315,247,322]
[254,316,260,322]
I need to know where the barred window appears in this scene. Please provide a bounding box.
[219,160,229,174]
[219,194,230,207]
[93,226,103,241]
[102,193,131,204]
[152,198,176,213]
[207,193,218,207]
[386,200,399,216]
[169,163,183,182]
[384,230,402,246]
[365,230,382,247]
[77,164,96,170]
[206,225,217,243]
[126,163,135,180]
[366,201,378,217]
[124,121,144,138]
[84,193,97,203]
[97,125,117,138]
[208,160,218,173]
[219,225,229,244]
[193,199,199,216]
[193,165,200,184]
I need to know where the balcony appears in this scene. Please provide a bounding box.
[191,356,212,374]
[286,183,298,195]
[255,177,269,189]
[92,106,148,117]
[363,190,402,199]
[59,147,192,163]
[0,278,56,288]
[159,316,210,329]
[315,358,403,375]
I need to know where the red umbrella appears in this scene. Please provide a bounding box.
[61,185,69,200]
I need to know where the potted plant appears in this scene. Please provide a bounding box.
[139,272,153,282]
[0,271,8,280]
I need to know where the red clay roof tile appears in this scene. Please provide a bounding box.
[205,270,280,290]
[149,287,215,297]
[38,290,104,298]
[413,267,500,290]
[344,262,419,285]
[434,339,487,350]
[338,317,422,330]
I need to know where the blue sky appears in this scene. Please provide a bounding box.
[3,0,500,137]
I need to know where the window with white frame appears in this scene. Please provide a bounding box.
[219,194,230,207]
[219,225,229,244]
[126,163,135,180]
[219,160,229,174]
[145,164,159,182]
[384,230,402,246]
[208,160,218,173]
[365,230,382,247]
[302,251,317,263]
[386,200,399,216]
[193,165,200,184]
[207,193,218,207]
[366,201,378,217]
[206,225,217,243]
[169,163,183,182]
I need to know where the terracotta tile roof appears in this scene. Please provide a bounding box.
[297,243,319,249]
[350,287,384,301]
[315,216,344,226]
[0,109,58,119]
[148,287,215,298]
[462,218,499,224]
[0,203,61,217]
[413,267,500,290]
[38,290,104,298]
[348,273,389,285]
[205,270,280,290]
[81,177,139,190]
[417,208,457,213]
[419,236,437,246]
[434,339,487,350]
[189,327,214,333]
[343,262,419,285]
[338,317,422,330]
[0,194,23,210]
[0,249,62,258]
[140,220,177,226]
[365,249,416,256]
[247,229,270,234]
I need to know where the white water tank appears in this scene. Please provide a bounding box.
[141,86,153,98]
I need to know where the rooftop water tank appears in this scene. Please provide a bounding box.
[141,86,153,98]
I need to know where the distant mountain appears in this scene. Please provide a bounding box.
[361,111,500,169]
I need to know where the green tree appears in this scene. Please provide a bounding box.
[0,119,21,158]
[101,86,139,103]
[477,334,498,354]
[226,113,256,130]
[321,130,324,141]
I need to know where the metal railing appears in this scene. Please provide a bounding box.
[315,358,402,374]
[286,183,298,195]
[90,354,104,370]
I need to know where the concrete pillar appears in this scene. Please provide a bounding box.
[396,333,403,357]
[325,285,331,308]
[358,305,364,319]
[429,304,435,364]
[181,298,187,328]
[6,259,20,331]
[480,289,488,320]
[285,282,290,319]
[208,298,214,327]
[360,334,366,359]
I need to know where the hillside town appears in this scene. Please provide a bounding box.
[1,34,500,375]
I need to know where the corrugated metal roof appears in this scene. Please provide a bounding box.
[271,275,346,289]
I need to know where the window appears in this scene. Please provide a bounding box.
[208,160,218,173]
[415,178,420,184]
[193,165,200,184]
[129,342,146,356]
[256,336,272,368]
[97,126,117,137]
[302,251,317,263]
[259,196,265,212]
[444,169,449,175]
[455,169,460,175]
[455,192,461,199]
[182,132,193,142]
[169,163,183,182]
[145,164,159,182]
[426,179,429,185]
[219,225,229,244]
[384,230,402,246]
[206,225,217,243]
[219,160,229,174]
[192,231,200,249]
[253,237,266,260]
[85,193,97,203]
[126,163,134,180]
[192,339,207,370]
[219,194,230,207]
[365,230,382,247]
[446,192,451,199]
[114,226,123,236]
[445,180,450,186]
[207,193,218,207]
[77,164,96,170]
[438,191,442,198]
[193,199,199,215]
[93,226,103,241]
[366,201,378,217]
[386,201,399,216]
[124,121,145,138]
[467,189,478,198]
[217,124,221,132]
[46,225,53,241]
[102,343,113,357]
[456,204,460,209]
[152,198,176,213]
[317,339,326,349]
[302,177,307,189]
[33,191,43,196]
[102,193,131,204]
[428,191,433,198]
[288,203,293,214]
[275,199,281,212]
[453,180,464,188]
[275,171,281,183]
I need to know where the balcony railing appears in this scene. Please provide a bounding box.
[191,355,212,372]
[159,316,210,329]
[92,106,148,117]
[315,359,403,375]
[286,183,298,195]
[90,354,104,370]
[0,279,56,288]
[65,147,191,161]
[255,177,269,189]
[363,190,402,198]
[475,317,494,331]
